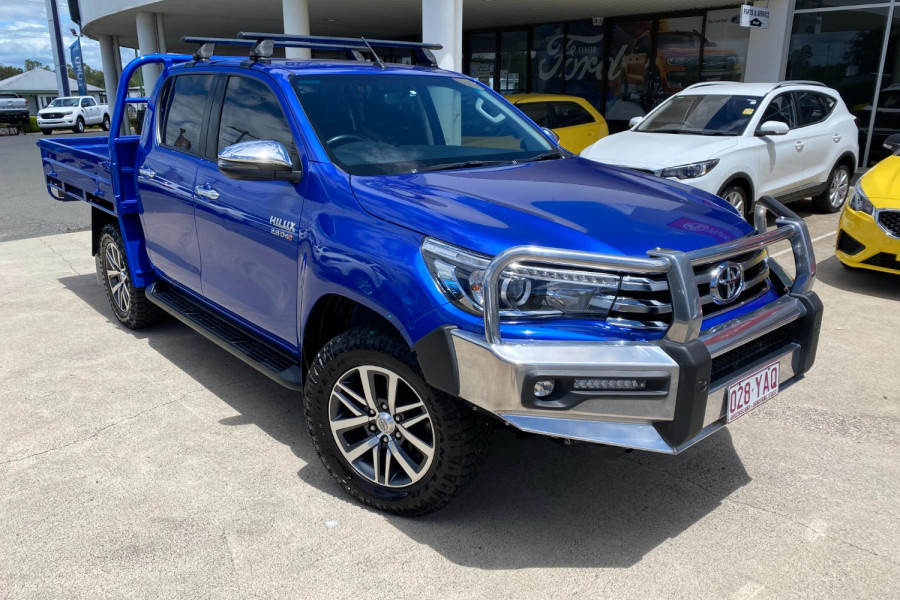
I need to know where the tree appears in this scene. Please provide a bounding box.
[66,63,105,89]
[24,59,46,71]
[0,64,23,80]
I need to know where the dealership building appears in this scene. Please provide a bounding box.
[76,0,898,165]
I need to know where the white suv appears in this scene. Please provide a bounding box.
[580,81,859,218]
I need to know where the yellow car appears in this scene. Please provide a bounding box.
[836,133,900,274]
[505,94,609,154]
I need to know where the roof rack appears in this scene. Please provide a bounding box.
[769,80,826,92]
[180,33,442,67]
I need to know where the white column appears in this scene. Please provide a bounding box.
[135,12,161,94]
[282,0,311,60]
[423,0,462,72]
[156,14,167,54]
[98,35,120,109]
[744,0,794,82]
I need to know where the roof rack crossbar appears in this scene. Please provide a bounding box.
[181,35,441,67]
[237,32,441,66]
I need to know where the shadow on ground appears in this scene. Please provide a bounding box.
[62,272,752,569]
[816,254,900,302]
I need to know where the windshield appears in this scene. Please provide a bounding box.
[48,98,79,107]
[637,94,762,136]
[291,74,557,176]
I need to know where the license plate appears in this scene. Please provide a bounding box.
[726,360,780,423]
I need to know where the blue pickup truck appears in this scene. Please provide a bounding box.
[38,34,822,515]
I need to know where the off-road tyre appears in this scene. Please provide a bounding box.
[304,326,490,516]
[73,117,85,134]
[813,163,851,213]
[98,224,163,329]
[101,114,110,131]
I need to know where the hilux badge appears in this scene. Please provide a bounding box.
[709,261,744,304]
[269,216,296,240]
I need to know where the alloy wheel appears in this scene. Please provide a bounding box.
[104,242,130,314]
[829,167,850,209]
[328,365,435,488]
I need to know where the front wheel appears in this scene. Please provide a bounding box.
[41,128,52,135]
[813,163,851,213]
[718,183,751,220]
[98,224,163,329]
[72,117,85,134]
[101,114,110,131]
[304,327,489,516]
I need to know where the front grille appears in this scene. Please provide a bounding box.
[863,252,900,270]
[877,211,900,238]
[836,230,865,255]
[710,326,791,384]
[42,112,64,119]
[607,249,772,331]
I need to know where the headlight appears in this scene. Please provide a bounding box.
[660,159,719,180]
[666,56,688,66]
[848,183,874,215]
[63,110,73,115]
[421,238,621,319]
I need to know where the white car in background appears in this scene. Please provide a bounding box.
[37,96,110,135]
[580,81,859,219]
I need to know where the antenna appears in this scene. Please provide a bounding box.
[361,37,386,70]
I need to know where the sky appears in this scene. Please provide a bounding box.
[0,0,133,74]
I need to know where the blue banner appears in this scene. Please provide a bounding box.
[69,38,87,96]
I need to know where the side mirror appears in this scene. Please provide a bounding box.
[218,140,302,182]
[542,127,560,144]
[756,121,790,136]
[629,116,644,128]
[884,133,900,153]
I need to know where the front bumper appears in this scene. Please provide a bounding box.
[416,197,822,453]
[37,116,76,127]
[836,207,900,275]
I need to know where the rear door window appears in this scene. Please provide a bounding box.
[159,74,215,155]
[795,92,832,127]
[216,76,297,159]
[552,101,595,127]
[517,102,552,127]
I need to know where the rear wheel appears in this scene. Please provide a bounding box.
[72,117,85,134]
[304,327,489,516]
[718,183,751,220]
[101,114,110,131]
[98,224,163,329]
[813,163,851,213]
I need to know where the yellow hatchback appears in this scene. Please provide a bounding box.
[505,94,609,154]
[836,133,900,274]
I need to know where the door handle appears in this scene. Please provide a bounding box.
[194,184,220,201]
[138,165,155,179]
[833,134,842,142]
[795,141,805,151]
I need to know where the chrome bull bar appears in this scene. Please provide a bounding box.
[481,196,815,345]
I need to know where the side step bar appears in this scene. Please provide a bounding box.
[146,282,303,391]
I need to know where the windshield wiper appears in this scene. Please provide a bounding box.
[414,160,511,173]
[526,151,565,162]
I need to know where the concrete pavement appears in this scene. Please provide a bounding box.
[0,216,898,598]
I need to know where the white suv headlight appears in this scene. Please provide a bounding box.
[422,238,621,319]
[660,159,719,180]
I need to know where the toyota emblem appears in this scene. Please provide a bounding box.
[709,261,745,305]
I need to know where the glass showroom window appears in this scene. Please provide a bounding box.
[790,1,896,166]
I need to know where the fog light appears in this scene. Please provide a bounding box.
[574,378,647,391]
[533,380,556,398]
